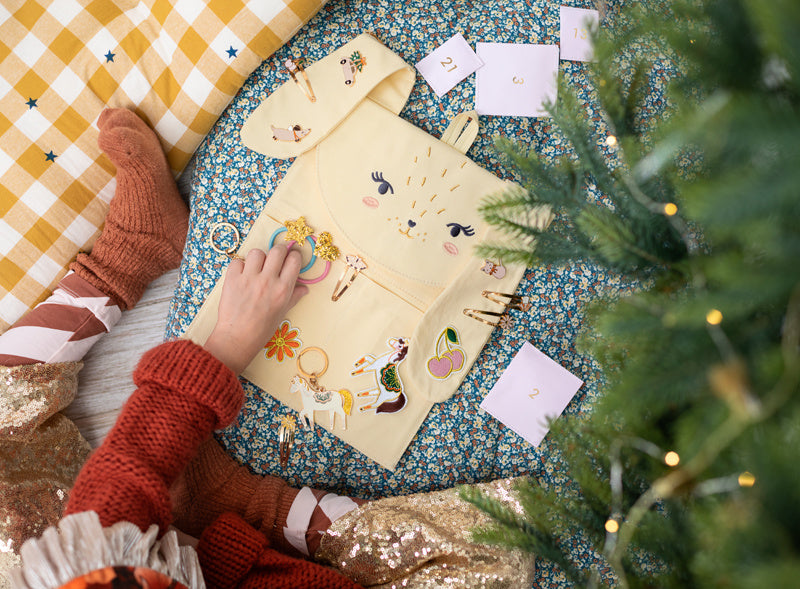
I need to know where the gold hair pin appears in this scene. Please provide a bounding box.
[278,415,296,468]
[332,254,367,301]
[463,291,532,328]
[462,308,505,327]
[482,290,531,311]
[285,58,316,102]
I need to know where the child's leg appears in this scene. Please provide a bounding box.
[0,272,121,366]
[70,108,188,311]
[170,438,367,558]
[0,108,188,367]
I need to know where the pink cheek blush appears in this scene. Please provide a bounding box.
[443,242,459,256]
[362,196,379,208]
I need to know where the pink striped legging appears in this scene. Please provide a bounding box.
[0,271,121,367]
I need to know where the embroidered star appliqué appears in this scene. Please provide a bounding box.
[104,50,115,62]
[226,46,238,58]
[44,150,57,162]
[25,97,38,109]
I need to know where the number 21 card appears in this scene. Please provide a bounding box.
[475,42,559,118]
[415,33,484,97]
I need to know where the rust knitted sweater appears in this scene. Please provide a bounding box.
[65,339,361,589]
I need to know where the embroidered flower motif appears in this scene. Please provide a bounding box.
[314,231,340,261]
[265,320,302,362]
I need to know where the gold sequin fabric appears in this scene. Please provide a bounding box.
[1,362,91,587]
[317,477,535,588]
[1,362,82,441]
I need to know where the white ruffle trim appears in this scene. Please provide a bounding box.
[9,511,205,589]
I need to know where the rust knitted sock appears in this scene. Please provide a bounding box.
[197,512,362,589]
[70,108,189,310]
[171,438,299,551]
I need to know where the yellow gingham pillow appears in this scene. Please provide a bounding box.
[0,0,327,332]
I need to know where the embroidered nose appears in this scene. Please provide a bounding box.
[407,219,417,228]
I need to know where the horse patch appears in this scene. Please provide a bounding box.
[351,337,410,414]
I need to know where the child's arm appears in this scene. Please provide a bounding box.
[65,246,307,532]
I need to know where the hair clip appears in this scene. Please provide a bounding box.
[285,58,316,102]
[269,218,332,284]
[463,308,505,327]
[482,290,531,312]
[463,291,531,328]
[332,254,367,301]
[209,222,240,258]
[278,415,296,468]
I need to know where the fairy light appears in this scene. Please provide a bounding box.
[663,202,678,216]
[738,472,756,487]
[664,451,680,467]
[706,309,723,325]
[605,518,620,533]
[605,135,618,147]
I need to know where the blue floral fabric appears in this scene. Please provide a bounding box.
[165,0,661,585]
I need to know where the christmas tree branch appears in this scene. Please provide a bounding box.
[608,281,800,586]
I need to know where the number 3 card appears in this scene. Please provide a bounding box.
[416,33,484,97]
[475,42,559,117]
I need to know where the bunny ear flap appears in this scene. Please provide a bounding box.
[241,33,415,160]
[406,226,529,404]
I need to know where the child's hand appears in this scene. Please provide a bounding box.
[204,246,308,374]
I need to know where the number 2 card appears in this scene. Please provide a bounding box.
[475,42,559,117]
[415,33,484,97]
[480,341,584,447]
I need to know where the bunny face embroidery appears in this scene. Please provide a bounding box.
[318,105,488,286]
[362,165,476,258]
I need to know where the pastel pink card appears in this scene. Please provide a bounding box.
[559,6,600,62]
[474,42,559,117]
[480,342,583,447]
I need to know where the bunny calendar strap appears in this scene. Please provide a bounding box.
[440,111,480,154]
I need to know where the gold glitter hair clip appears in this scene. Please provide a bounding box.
[269,218,340,285]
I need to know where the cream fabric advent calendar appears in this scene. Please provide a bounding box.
[184,34,552,470]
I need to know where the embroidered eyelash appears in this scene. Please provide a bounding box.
[446,223,475,237]
[371,171,394,194]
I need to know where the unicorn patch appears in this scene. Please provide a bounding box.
[289,375,353,430]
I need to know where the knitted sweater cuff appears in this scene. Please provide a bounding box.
[134,339,242,429]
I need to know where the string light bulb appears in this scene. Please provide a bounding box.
[605,135,618,147]
[738,472,756,487]
[706,309,723,325]
[605,519,620,533]
[664,451,680,466]
[663,202,678,216]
